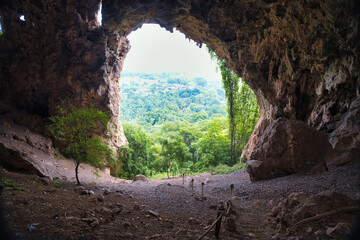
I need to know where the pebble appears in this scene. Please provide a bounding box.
[149,234,162,239]
[39,178,49,186]
[188,217,200,225]
[148,210,160,218]
[314,230,325,237]
[89,218,99,228]
[97,195,104,202]
[123,222,131,228]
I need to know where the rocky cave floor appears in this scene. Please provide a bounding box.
[0,162,359,240]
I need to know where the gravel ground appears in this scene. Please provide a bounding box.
[1,161,359,240]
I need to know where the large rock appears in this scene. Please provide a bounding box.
[270,191,356,231]
[133,175,148,182]
[247,118,332,181]
[324,99,360,169]
[0,115,57,176]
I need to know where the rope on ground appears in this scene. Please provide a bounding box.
[196,201,232,240]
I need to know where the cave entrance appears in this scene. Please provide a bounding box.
[118,23,229,179]
[117,22,259,180]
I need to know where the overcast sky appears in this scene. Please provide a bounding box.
[122,24,221,80]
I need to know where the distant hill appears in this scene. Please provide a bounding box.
[119,72,226,131]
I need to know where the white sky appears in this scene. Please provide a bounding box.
[122,24,221,80]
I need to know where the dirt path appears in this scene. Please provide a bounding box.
[1,162,359,240]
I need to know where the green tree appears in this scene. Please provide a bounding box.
[48,105,114,185]
[199,117,230,167]
[121,123,151,178]
[208,47,240,165]
[207,47,259,164]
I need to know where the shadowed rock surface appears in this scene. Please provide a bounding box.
[247,118,332,181]
[0,1,359,178]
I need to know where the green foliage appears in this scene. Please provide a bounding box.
[119,72,226,131]
[204,162,246,175]
[48,104,115,185]
[207,47,260,165]
[51,178,63,188]
[118,53,259,179]
[1,179,25,191]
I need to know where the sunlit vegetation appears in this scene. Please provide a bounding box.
[48,104,115,185]
[118,69,259,179]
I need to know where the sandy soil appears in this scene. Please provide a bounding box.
[0,162,359,240]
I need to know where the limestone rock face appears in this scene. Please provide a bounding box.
[102,0,360,161]
[247,118,331,181]
[0,113,59,177]
[0,0,129,150]
[0,0,359,178]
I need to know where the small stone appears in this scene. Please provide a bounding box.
[116,203,123,211]
[149,234,162,239]
[89,218,99,227]
[166,182,171,186]
[314,230,325,237]
[133,204,140,210]
[123,222,131,228]
[75,186,85,192]
[40,178,49,185]
[99,207,112,213]
[133,175,147,181]
[80,190,89,195]
[148,210,160,218]
[306,227,312,233]
[188,217,200,225]
[209,204,217,210]
[104,189,111,195]
[195,195,207,201]
[112,207,121,214]
[97,195,104,202]
[88,190,94,195]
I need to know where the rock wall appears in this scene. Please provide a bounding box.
[0,0,359,178]
[0,0,129,149]
[103,0,359,160]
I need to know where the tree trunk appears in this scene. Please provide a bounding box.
[75,162,81,185]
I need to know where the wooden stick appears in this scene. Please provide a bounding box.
[191,179,194,191]
[295,206,359,226]
[196,213,223,240]
[214,212,222,239]
[230,184,234,198]
[201,182,204,197]
[196,203,231,240]
[182,173,185,185]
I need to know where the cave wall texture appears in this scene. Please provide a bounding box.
[0,0,359,178]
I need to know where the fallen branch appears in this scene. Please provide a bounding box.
[295,206,359,226]
[196,213,223,240]
[197,203,232,240]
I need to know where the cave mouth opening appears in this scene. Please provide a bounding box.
[117,23,260,180]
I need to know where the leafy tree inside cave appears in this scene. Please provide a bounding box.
[48,104,114,185]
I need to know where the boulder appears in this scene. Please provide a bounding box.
[247,118,332,181]
[270,191,356,231]
[325,99,360,169]
[133,174,148,182]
